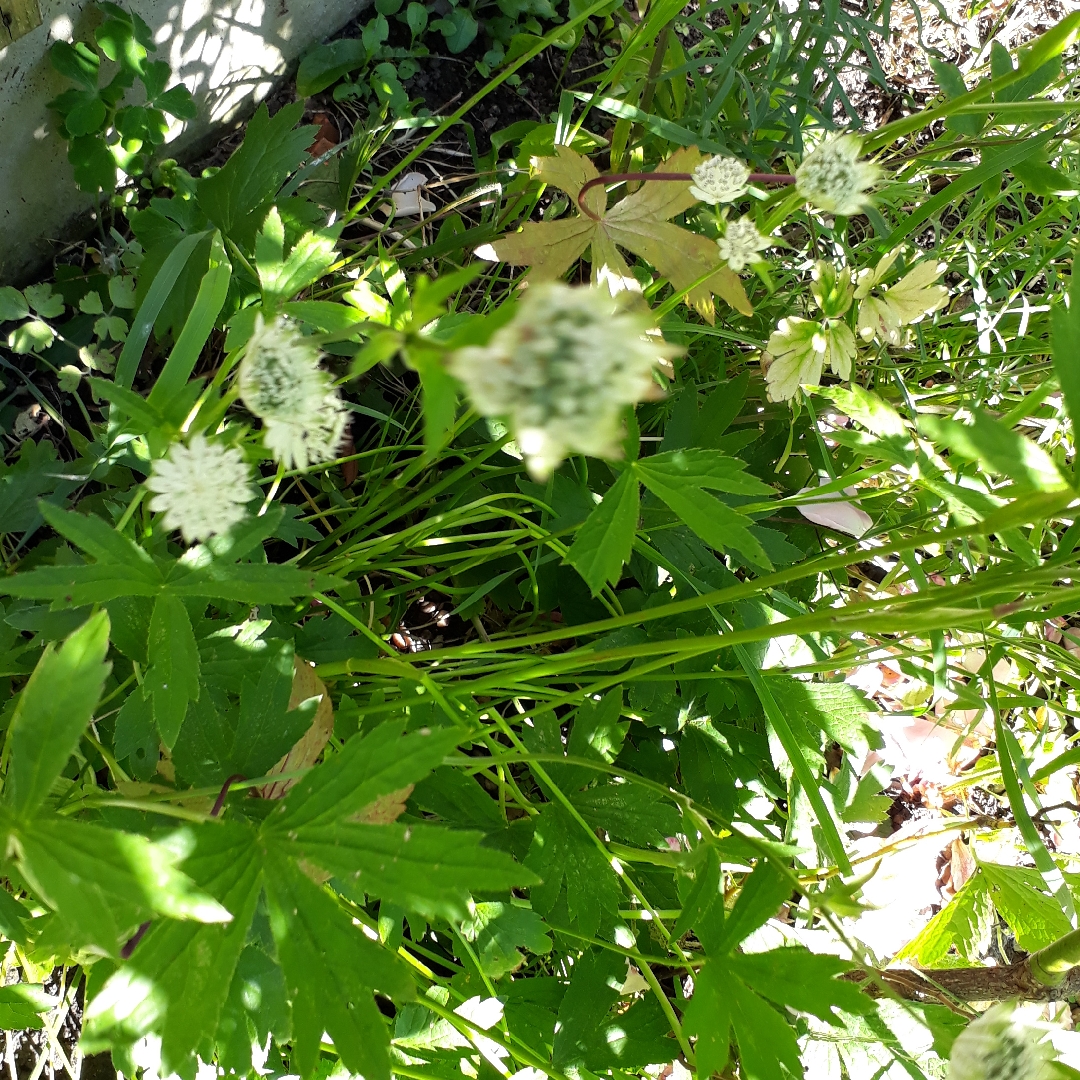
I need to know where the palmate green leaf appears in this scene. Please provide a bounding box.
[714,859,792,952]
[524,802,622,938]
[83,823,264,1072]
[767,676,883,761]
[731,947,870,1022]
[9,817,231,956]
[551,948,624,1071]
[685,955,818,1080]
[284,821,537,920]
[0,889,32,945]
[0,985,55,1031]
[174,639,316,785]
[725,974,802,1080]
[267,719,463,830]
[681,959,733,1078]
[637,449,775,496]
[459,902,552,978]
[634,456,771,568]
[0,563,162,605]
[565,468,640,596]
[144,593,200,749]
[979,862,1073,951]
[217,944,292,1075]
[558,690,628,790]
[571,783,681,847]
[673,844,724,949]
[41,503,158,569]
[258,213,342,305]
[196,102,316,246]
[895,871,994,967]
[265,855,415,1080]
[687,949,868,1080]
[7,609,111,817]
[81,716,536,1077]
[588,996,676,1071]
[164,561,347,604]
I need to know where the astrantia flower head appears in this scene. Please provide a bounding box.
[448,283,680,480]
[689,155,751,205]
[762,316,855,403]
[855,253,949,345]
[948,1003,1058,1080]
[795,134,884,216]
[717,217,770,272]
[238,314,348,469]
[146,435,252,544]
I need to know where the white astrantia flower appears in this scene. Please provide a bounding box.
[762,316,856,403]
[795,134,884,216]
[238,314,348,469]
[948,1003,1058,1080]
[448,283,680,480]
[717,217,770,271]
[855,253,949,345]
[689,155,751,205]
[146,435,252,544]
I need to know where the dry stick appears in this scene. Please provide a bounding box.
[120,774,246,960]
[574,171,797,220]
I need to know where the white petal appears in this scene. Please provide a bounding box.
[795,482,872,537]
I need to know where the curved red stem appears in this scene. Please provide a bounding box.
[212,774,248,818]
[120,774,248,960]
[574,170,795,220]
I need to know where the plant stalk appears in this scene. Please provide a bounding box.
[575,171,796,219]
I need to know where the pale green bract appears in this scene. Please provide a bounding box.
[763,316,856,402]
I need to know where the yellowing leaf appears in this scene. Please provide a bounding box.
[486,146,751,323]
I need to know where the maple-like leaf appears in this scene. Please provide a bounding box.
[480,147,752,324]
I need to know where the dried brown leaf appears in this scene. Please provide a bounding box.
[257,657,334,799]
[351,784,415,824]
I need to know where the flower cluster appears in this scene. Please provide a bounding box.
[146,435,252,544]
[855,249,949,345]
[795,134,883,216]
[717,217,770,272]
[948,1004,1059,1080]
[238,314,349,470]
[763,317,856,403]
[689,155,750,205]
[763,261,856,402]
[448,283,680,480]
[763,251,949,402]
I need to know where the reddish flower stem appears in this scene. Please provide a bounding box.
[575,170,796,220]
[120,774,247,960]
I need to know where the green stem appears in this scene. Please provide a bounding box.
[1030,927,1080,985]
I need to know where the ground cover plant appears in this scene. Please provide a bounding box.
[4,0,1080,1078]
